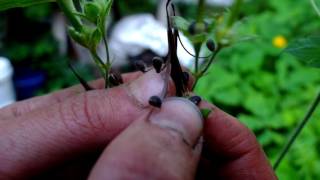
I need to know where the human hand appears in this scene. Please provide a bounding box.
[0,70,276,179]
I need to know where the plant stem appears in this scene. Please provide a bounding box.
[56,0,83,31]
[273,90,320,170]
[197,0,206,23]
[226,0,243,28]
[192,47,221,89]
[310,0,320,17]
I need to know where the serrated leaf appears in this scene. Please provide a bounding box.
[285,36,320,68]
[0,0,55,11]
[172,16,190,33]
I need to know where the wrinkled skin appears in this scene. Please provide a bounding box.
[0,71,277,180]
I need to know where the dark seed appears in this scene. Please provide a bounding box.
[182,72,189,85]
[135,61,146,73]
[149,96,162,108]
[189,96,202,105]
[152,57,164,73]
[206,39,216,52]
[109,73,123,86]
[188,21,196,35]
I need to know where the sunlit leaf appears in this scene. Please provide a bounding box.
[0,0,55,11]
[285,36,320,68]
[172,16,190,33]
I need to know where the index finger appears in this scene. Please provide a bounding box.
[0,72,143,120]
[200,101,277,179]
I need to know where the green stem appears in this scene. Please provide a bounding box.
[197,0,206,23]
[103,35,110,65]
[56,0,83,31]
[273,90,320,170]
[310,0,320,17]
[192,47,221,90]
[226,0,243,28]
[194,44,201,74]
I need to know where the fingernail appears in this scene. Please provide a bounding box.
[149,98,204,146]
[127,70,168,107]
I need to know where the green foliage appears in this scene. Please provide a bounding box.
[0,0,54,11]
[195,0,320,179]
[286,36,320,68]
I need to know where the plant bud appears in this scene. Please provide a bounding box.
[135,61,147,73]
[188,21,197,35]
[152,57,164,73]
[189,96,202,106]
[108,72,123,86]
[182,72,189,85]
[206,39,216,52]
[149,96,162,108]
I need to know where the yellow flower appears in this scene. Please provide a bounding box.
[272,35,288,49]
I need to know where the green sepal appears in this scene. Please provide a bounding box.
[200,108,212,119]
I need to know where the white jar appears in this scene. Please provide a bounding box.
[0,57,15,108]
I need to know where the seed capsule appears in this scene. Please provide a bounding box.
[182,71,189,85]
[188,21,196,35]
[135,61,147,73]
[149,96,162,108]
[109,73,123,86]
[189,96,202,106]
[206,39,216,52]
[152,57,164,73]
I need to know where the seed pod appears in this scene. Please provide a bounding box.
[152,57,164,73]
[109,72,123,86]
[135,61,147,73]
[149,96,162,108]
[189,96,202,106]
[188,21,196,35]
[206,39,216,52]
[182,71,189,86]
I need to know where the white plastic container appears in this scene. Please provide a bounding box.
[0,57,15,108]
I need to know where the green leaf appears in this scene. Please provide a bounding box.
[172,16,190,32]
[0,0,55,11]
[68,27,86,47]
[200,109,212,119]
[84,2,100,24]
[285,36,320,68]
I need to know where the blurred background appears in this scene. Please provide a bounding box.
[0,0,320,179]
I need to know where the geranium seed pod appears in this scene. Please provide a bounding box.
[206,39,216,52]
[109,73,123,86]
[189,96,202,106]
[188,21,196,35]
[152,57,164,73]
[135,61,146,73]
[149,96,162,108]
[182,71,189,85]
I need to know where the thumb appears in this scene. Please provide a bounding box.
[0,70,168,178]
[89,98,204,180]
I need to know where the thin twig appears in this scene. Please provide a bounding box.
[273,90,320,170]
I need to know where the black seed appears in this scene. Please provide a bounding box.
[109,73,123,86]
[189,96,202,105]
[149,96,162,108]
[188,21,196,35]
[182,71,189,85]
[206,39,216,52]
[135,61,146,73]
[152,57,164,73]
